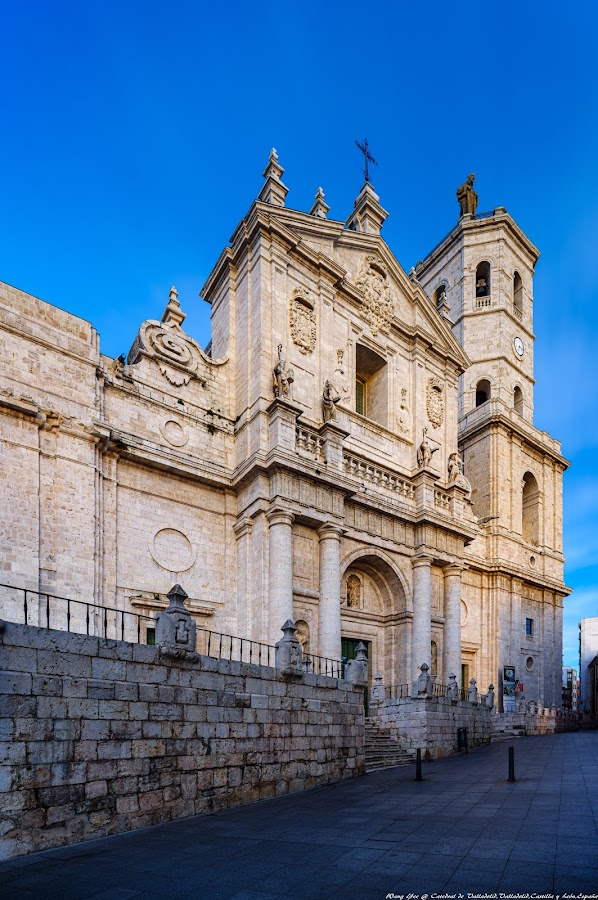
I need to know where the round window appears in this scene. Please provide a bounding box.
[530,555,536,567]
[526,656,534,672]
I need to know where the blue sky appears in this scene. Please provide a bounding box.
[1,1,596,668]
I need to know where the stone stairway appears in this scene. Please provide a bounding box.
[364,720,413,772]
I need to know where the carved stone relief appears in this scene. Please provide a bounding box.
[128,323,205,388]
[397,387,411,436]
[346,573,362,609]
[426,377,445,428]
[289,288,316,354]
[355,254,394,335]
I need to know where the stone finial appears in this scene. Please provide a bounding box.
[467,677,478,704]
[485,684,495,710]
[309,187,330,219]
[447,672,459,702]
[258,148,289,207]
[416,662,433,696]
[370,672,386,705]
[161,285,187,329]
[344,642,368,688]
[155,583,196,655]
[345,182,388,235]
[275,619,303,676]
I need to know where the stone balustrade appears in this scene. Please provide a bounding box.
[434,488,451,512]
[295,425,326,462]
[342,452,415,502]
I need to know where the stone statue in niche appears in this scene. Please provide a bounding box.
[272,344,294,399]
[456,173,478,217]
[417,427,438,469]
[448,451,472,499]
[322,380,341,422]
[346,574,362,609]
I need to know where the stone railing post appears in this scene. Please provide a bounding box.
[155,583,196,654]
[467,678,478,704]
[370,672,386,706]
[275,620,303,676]
[415,662,433,697]
[344,642,368,688]
[485,684,495,710]
[447,672,459,702]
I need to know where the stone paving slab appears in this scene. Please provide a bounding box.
[1,732,598,898]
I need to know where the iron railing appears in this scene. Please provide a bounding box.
[0,583,155,643]
[0,583,345,677]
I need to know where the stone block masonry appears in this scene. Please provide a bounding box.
[0,621,365,860]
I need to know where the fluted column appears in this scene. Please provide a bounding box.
[411,556,432,682]
[318,524,343,661]
[266,508,294,644]
[443,564,463,683]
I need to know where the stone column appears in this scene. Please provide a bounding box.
[266,508,294,645]
[443,565,463,684]
[318,523,343,661]
[411,556,432,683]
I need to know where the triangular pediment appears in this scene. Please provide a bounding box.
[260,205,470,371]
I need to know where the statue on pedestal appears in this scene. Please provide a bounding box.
[448,451,472,499]
[417,427,438,469]
[322,379,341,422]
[456,173,478,217]
[272,344,294,399]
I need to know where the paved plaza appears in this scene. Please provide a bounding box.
[1,732,597,899]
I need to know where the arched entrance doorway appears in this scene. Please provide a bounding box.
[340,551,409,692]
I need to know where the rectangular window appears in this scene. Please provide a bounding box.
[525,618,533,637]
[146,627,156,646]
[355,378,366,416]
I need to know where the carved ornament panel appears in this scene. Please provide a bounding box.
[355,254,394,335]
[426,376,445,428]
[289,287,316,354]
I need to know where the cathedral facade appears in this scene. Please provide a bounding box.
[0,153,569,707]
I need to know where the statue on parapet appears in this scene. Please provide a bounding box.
[322,379,341,422]
[448,451,472,499]
[456,173,478,217]
[417,427,438,469]
[272,344,294,399]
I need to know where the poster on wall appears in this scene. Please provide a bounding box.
[503,665,516,713]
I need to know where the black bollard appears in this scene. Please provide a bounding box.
[508,745,516,782]
[415,747,423,781]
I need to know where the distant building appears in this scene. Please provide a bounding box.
[562,666,579,711]
[589,656,598,716]
[579,618,598,712]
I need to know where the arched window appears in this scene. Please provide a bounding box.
[513,271,523,316]
[475,261,491,298]
[475,378,491,407]
[522,472,540,545]
[514,386,524,415]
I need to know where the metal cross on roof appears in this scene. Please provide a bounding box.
[355,138,378,183]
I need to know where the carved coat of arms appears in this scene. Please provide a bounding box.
[426,376,445,428]
[355,254,393,335]
[289,287,316,354]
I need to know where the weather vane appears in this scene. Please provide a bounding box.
[355,138,378,183]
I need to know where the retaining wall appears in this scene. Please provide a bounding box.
[0,620,364,859]
[371,696,493,758]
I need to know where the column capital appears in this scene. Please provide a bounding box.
[317,522,344,542]
[265,507,295,527]
[443,563,467,577]
[411,554,433,570]
[233,517,254,539]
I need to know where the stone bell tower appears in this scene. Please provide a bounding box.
[415,178,570,708]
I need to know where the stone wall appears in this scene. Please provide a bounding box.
[496,708,579,736]
[0,620,365,860]
[371,695,493,759]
